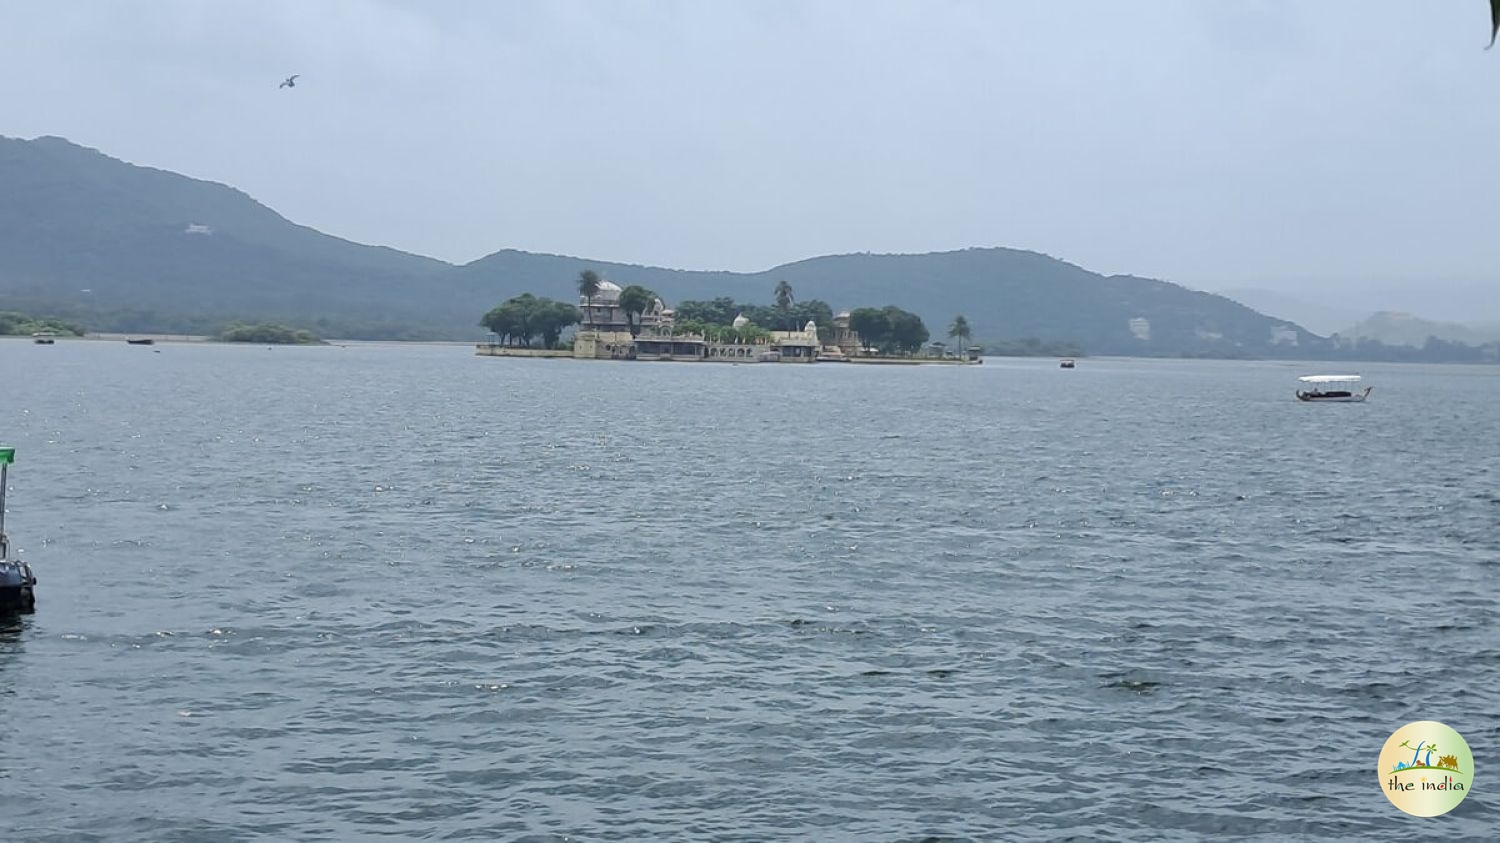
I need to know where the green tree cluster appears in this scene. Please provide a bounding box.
[0,311,85,336]
[849,306,930,354]
[481,294,580,348]
[617,285,658,337]
[675,297,835,336]
[674,319,772,343]
[220,323,323,344]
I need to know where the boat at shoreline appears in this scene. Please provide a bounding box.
[0,447,37,614]
[126,338,155,345]
[32,331,56,345]
[1296,374,1372,403]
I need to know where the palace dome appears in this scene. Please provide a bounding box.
[588,280,623,302]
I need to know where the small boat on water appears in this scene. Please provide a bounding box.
[1059,358,1076,369]
[1296,374,1372,403]
[0,447,37,614]
[32,331,55,345]
[126,338,155,345]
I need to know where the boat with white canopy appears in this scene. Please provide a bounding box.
[1296,375,1372,403]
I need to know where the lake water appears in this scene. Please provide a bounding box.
[2,339,1497,840]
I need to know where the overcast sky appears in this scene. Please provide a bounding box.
[2,1,1498,312]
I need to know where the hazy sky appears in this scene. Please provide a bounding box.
[3,1,1498,307]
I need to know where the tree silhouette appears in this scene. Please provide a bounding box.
[481,294,579,348]
[577,269,602,302]
[618,285,657,337]
[774,280,795,329]
[948,314,972,355]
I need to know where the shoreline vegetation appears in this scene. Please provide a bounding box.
[0,310,85,337]
[5,302,1500,364]
[478,273,981,365]
[219,323,325,345]
[4,309,327,345]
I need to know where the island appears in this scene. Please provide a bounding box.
[477,274,982,365]
[219,323,325,345]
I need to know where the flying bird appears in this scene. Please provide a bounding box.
[1490,0,1500,49]
[279,74,300,89]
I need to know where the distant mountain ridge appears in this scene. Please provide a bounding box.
[449,248,1323,356]
[1216,288,1366,338]
[0,133,1338,356]
[0,135,452,337]
[1337,311,1500,347]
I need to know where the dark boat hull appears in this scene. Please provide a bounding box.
[0,561,36,614]
[0,587,35,614]
[1296,387,1372,403]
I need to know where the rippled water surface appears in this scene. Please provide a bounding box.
[2,340,1497,840]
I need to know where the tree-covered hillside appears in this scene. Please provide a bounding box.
[1,133,1458,360]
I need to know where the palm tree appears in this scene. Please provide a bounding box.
[1402,739,1434,768]
[577,269,602,303]
[948,315,971,358]
[774,280,794,329]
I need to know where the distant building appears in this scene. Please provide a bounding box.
[767,320,820,362]
[486,288,976,365]
[573,281,640,359]
[832,311,862,356]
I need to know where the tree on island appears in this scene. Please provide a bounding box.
[481,294,579,347]
[617,285,658,337]
[674,318,709,338]
[220,323,323,344]
[577,269,602,303]
[774,280,795,328]
[849,308,889,353]
[676,297,833,340]
[675,297,739,326]
[850,306,929,355]
[535,299,581,347]
[887,306,930,353]
[948,315,972,355]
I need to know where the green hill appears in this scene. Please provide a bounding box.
[0,135,452,337]
[447,248,1320,357]
[0,133,1377,357]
